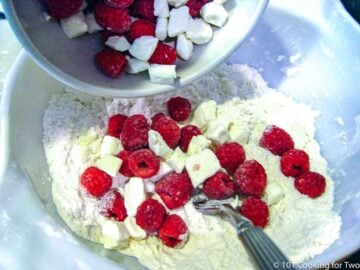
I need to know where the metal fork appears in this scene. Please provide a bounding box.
[193,196,296,270]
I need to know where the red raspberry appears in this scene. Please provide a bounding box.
[99,190,127,221]
[179,125,202,152]
[128,149,160,178]
[215,142,246,175]
[186,0,209,17]
[105,0,134,8]
[280,149,310,177]
[94,2,131,33]
[159,215,188,248]
[203,172,234,200]
[107,114,128,138]
[81,167,112,198]
[259,125,295,156]
[155,172,194,210]
[294,171,326,198]
[149,43,177,65]
[151,116,180,148]
[134,0,156,21]
[167,96,192,122]
[128,19,155,42]
[151,112,166,123]
[45,0,83,19]
[240,197,269,228]
[117,150,134,177]
[121,114,149,150]
[234,160,267,197]
[136,199,167,232]
[95,49,127,78]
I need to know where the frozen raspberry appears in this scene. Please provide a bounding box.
[128,149,160,178]
[167,96,192,122]
[179,125,202,152]
[149,43,178,65]
[151,113,166,123]
[294,171,326,198]
[95,49,127,78]
[128,19,155,42]
[117,150,133,177]
[240,197,269,228]
[234,160,267,197]
[259,125,295,156]
[45,0,83,19]
[121,114,149,150]
[203,172,234,200]
[215,142,246,175]
[94,2,131,33]
[155,172,194,209]
[280,149,310,177]
[151,116,180,148]
[81,167,112,198]
[134,0,156,21]
[105,0,134,8]
[136,199,167,232]
[186,0,209,17]
[159,215,188,248]
[100,190,127,221]
[107,114,128,138]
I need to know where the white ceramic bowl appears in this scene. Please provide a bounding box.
[2,0,268,97]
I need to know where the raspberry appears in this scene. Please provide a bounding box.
[134,0,156,21]
[151,112,166,123]
[45,0,83,19]
[107,114,128,138]
[159,215,188,248]
[167,96,192,122]
[128,149,160,178]
[294,171,326,198]
[259,125,295,156]
[81,167,112,197]
[128,19,155,42]
[240,197,269,228]
[215,142,246,175]
[117,150,134,177]
[151,116,180,148]
[234,160,267,197]
[121,114,149,150]
[136,199,167,232]
[203,172,234,200]
[155,172,194,209]
[99,190,127,221]
[94,2,131,33]
[149,43,178,65]
[186,0,209,17]
[95,49,127,78]
[179,125,202,152]
[105,0,134,8]
[280,149,310,177]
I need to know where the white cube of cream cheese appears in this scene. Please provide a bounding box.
[96,155,122,177]
[168,6,190,37]
[264,182,284,206]
[154,0,170,17]
[200,3,228,27]
[148,64,177,84]
[61,12,88,39]
[124,177,146,216]
[185,149,221,186]
[100,135,123,157]
[148,130,173,158]
[146,162,174,182]
[144,180,156,193]
[85,13,103,33]
[124,217,147,240]
[129,36,159,61]
[167,0,188,7]
[155,18,168,41]
[229,123,251,145]
[105,36,131,52]
[176,34,193,60]
[192,100,217,131]
[187,135,212,155]
[213,0,228,4]
[102,220,129,249]
[204,121,229,145]
[166,147,187,173]
[186,18,213,44]
[125,56,150,74]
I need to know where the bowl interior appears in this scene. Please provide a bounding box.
[3,0,267,97]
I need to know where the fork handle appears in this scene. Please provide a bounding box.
[237,225,297,270]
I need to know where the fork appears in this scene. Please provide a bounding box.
[193,196,297,270]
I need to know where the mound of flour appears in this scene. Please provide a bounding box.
[43,64,341,270]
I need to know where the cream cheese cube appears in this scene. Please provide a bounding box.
[146,162,174,182]
[166,147,187,173]
[125,57,150,74]
[105,36,131,52]
[148,130,173,158]
[192,100,217,131]
[186,18,213,45]
[100,135,123,157]
[77,127,98,146]
[155,18,168,41]
[213,0,228,4]
[176,34,193,60]
[129,36,159,61]
[154,0,170,17]
[229,123,251,145]
[200,3,228,27]
[124,177,146,216]
[144,180,156,193]
[85,13,103,33]
[264,182,284,206]
[185,149,221,186]
[168,6,190,37]
[96,155,122,177]
[167,0,188,7]
[60,12,88,39]
[102,220,129,249]
[148,64,177,84]
[124,217,147,240]
[187,135,212,155]
[204,121,229,144]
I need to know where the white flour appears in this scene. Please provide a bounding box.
[43,64,341,270]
